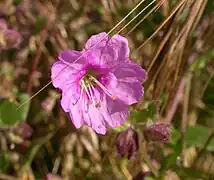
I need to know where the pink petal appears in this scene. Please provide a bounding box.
[113,62,147,83]
[84,33,130,67]
[104,96,129,128]
[69,108,83,129]
[82,88,107,134]
[87,105,107,135]
[59,50,86,65]
[108,34,130,61]
[108,75,143,105]
[98,34,130,67]
[60,83,80,112]
[51,61,82,89]
[89,90,128,128]
[109,108,129,127]
[85,32,109,51]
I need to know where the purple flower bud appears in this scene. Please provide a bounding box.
[143,123,170,142]
[14,122,33,139]
[116,127,139,159]
[133,171,152,180]
[4,29,22,49]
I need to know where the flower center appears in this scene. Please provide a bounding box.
[75,69,116,107]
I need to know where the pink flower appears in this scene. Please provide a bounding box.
[51,32,146,134]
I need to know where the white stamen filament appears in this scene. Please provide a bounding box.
[80,79,93,104]
[88,82,96,106]
[89,76,116,100]
[91,84,102,108]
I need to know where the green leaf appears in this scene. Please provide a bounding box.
[179,167,206,179]
[112,121,130,132]
[170,127,181,145]
[131,102,157,123]
[0,152,9,173]
[34,16,47,35]
[161,140,182,170]
[0,100,21,126]
[0,93,30,126]
[185,125,214,151]
[18,93,30,122]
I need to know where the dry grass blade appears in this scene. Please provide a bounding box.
[126,0,166,36]
[116,0,157,35]
[135,0,187,52]
[143,0,208,114]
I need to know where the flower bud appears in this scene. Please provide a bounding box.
[4,29,22,49]
[116,127,139,159]
[143,123,170,142]
[14,122,33,139]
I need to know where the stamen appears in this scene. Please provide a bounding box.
[88,82,96,106]
[91,84,102,108]
[81,79,93,104]
[89,76,116,100]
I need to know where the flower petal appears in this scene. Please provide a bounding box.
[109,34,130,61]
[84,33,130,67]
[60,83,81,112]
[87,105,107,135]
[99,34,130,67]
[85,32,109,51]
[51,61,82,89]
[104,96,129,128]
[108,75,144,105]
[69,106,83,129]
[59,50,86,65]
[112,62,147,83]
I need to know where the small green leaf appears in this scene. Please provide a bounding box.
[185,125,210,147]
[180,167,206,179]
[161,140,182,170]
[131,102,157,123]
[170,127,181,145]
[112,121,131,132]
[0,100,21,125]
[18,93,30,122]
[34,16,47,34]
[0,93,30,126]
[185,125,214,151]
[0,152,9,173]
